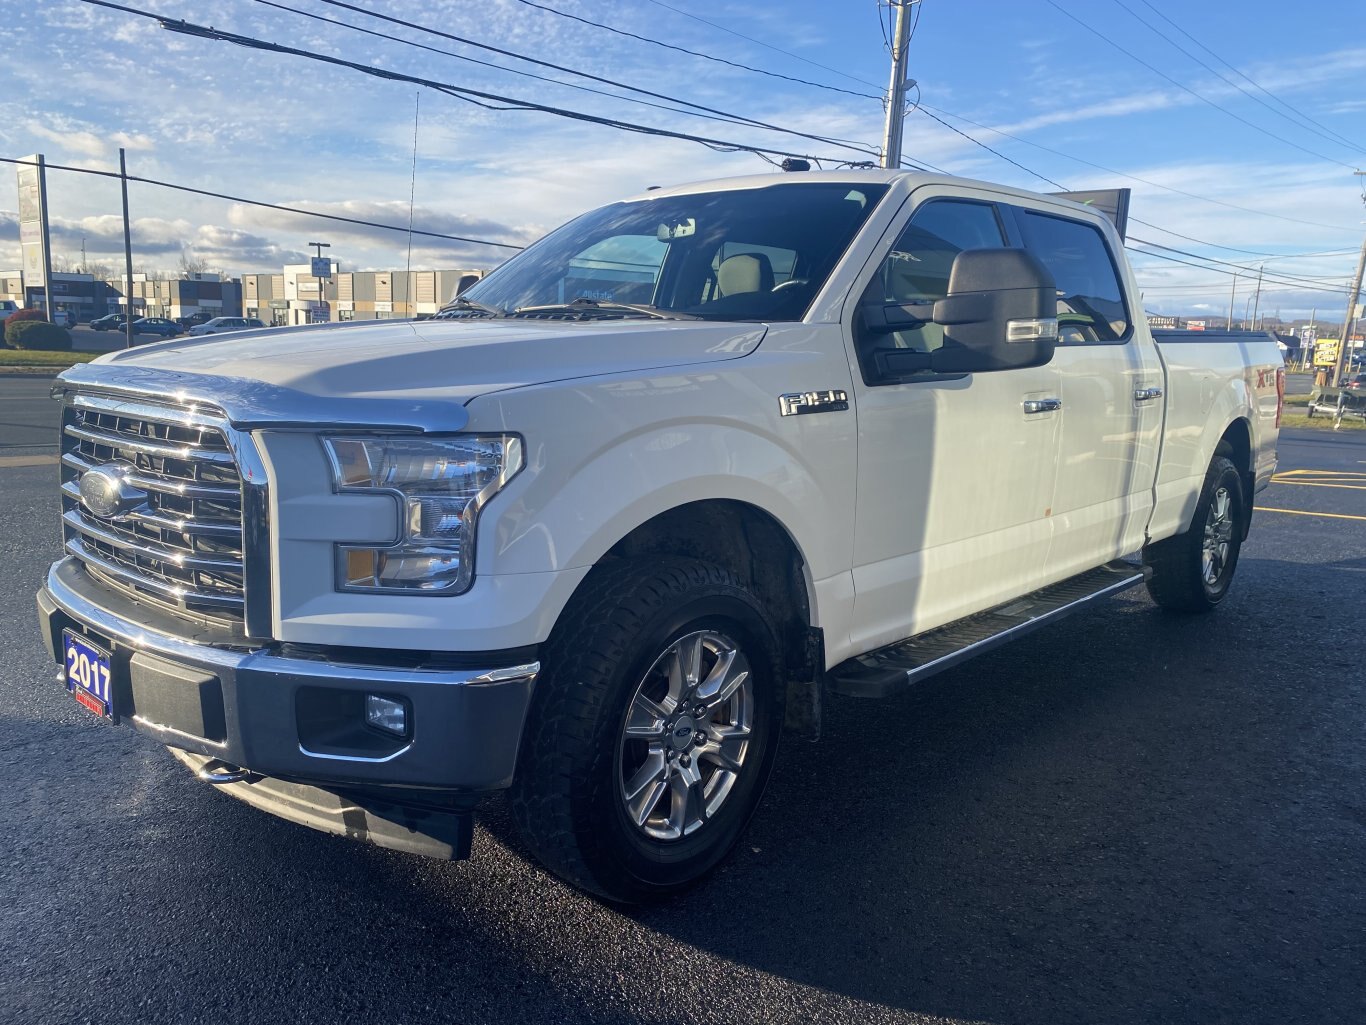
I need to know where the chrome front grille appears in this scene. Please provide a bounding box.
[60,394,251,621]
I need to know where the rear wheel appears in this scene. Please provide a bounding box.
[510,557,784,903]
[1144,455,1244,612]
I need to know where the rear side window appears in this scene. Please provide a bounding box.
[1015,210,1129,343]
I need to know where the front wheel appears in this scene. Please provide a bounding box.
[510,557,784,903]
[1144,454,1244,612]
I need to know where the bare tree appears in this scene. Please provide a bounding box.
[178,249,212,278]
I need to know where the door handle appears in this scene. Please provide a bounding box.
[1023,398,1062,414]
[1134,386,1164,402]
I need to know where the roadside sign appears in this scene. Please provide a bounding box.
[310,256,332,279]
[1313,339,1340,367]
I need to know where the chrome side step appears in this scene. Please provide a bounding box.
[827,560,1146,698]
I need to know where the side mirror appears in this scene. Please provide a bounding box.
[929,248,1058,373]
[862,248,1058,377]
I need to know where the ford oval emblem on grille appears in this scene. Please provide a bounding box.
[79,464,146,519]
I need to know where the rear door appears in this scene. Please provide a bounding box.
[1003,202,1162,580]
[845,189,1064,652]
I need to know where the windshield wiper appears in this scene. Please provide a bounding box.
[510,298,701,321]
[436,295,505,318]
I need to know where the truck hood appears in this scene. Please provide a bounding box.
[59,318,767,432]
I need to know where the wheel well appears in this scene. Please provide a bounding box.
[1214,418,1254,538]
[600,500,822,737]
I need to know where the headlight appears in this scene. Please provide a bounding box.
[323,434,523,594]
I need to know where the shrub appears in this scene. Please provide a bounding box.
[3,307,46,346]
[7,320,72,351]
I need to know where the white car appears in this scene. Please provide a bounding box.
[187,316,265,336]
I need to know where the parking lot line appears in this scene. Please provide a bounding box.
[1255,506,1366,522]
[1269,480,1366,490]
[0,454,58,468]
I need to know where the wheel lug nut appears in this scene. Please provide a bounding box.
[680,755,691,767]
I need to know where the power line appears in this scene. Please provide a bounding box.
[1136,0,1363,153]
[509,0,881,101]
[308,0,878,158]
[1128,236,1354,289]
[0,154,525,250]
[255,0,872,146]
[917,107,1067,188]
[1125,246,1352,294]
[1043,0,1357,170]
[638,0,885,91]
[77,0,865,166]
[918,102,1358,237]
[1110,0,1363,157]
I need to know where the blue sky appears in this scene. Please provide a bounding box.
[2,0,1363,322]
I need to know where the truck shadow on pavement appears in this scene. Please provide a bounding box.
[472,568,1362,1025]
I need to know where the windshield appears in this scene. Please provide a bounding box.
[456,182,889,322]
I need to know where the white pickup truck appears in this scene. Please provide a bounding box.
[39,170,1282,902]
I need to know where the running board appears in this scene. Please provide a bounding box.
[827,561,1146,698]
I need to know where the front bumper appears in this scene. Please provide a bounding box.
[38,557,541,856]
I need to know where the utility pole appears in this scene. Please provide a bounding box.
[880,1,916,169]
[1227,271,1237,330]
[1331,171,1366,387]
[1250,264,1263,332]
[1332,237,1366,387]
[119,148,135,351]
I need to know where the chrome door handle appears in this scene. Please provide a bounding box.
[1023,398,1062,414]
[1134,386,1164,402]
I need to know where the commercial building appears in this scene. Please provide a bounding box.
[1,271,108,322]
[0,270,241,322]
[243,265,485,327]
[114,273,242,322]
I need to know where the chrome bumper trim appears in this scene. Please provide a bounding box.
[43,558,541,689]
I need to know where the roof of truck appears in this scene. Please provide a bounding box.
[622,169,1082,211]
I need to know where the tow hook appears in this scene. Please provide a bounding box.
[196,760,261,785]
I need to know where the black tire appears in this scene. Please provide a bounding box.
[1144,455,1244,612]
[510,556,785,903]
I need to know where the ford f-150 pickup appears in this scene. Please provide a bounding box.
[37,170,1282,902]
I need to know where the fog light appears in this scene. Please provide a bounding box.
[365,694,408,737]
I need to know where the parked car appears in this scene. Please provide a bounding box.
[51,310,77,328]
[174,311,219,330]
[0,299,20,316]
[130,317,182,339]
[1343,372,1366,390]
[88,313,128,331]
[187,316,265,336]
[40,169,1283,903]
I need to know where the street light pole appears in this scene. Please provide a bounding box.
[308,241,330,325]
[1228,271,1237,330]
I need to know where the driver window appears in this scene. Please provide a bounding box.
[865,199,1007,352]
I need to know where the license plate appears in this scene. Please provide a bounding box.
[63,631,113,719]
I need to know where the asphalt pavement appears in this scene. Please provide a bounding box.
[1,397,1364,1024]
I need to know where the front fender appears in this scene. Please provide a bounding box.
[472,364,858,624]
